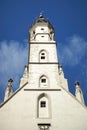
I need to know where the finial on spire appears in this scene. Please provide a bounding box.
[75,81,80,86]
[8,78,13,83]
[4,78,13,101]
[75,81,85,104]
[39,11,44,18]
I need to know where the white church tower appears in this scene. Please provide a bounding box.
[0,14,87,130]
[20,13,68,91]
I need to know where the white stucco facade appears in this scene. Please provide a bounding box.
[0,14,87,130]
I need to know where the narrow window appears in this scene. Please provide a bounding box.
[41,78,46,83]
[37,93,50,118]
[41,56,45,59]
[40,76,48,88]
[41,52,45,59]
[41,28,44,30]
[41,35,44,37]
[33,30,35,34]
[39,50,48,62]
[40,101,46,107]
[41,53,45,55]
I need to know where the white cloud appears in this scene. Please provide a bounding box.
[0,40,28,102]
[58,35,87,66]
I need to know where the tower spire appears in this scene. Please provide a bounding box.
[4,78,13,101]
[39,11,43,18]
[75,81,85,105]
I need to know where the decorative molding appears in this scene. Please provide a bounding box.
[24,88,61,91]
[28,62,58,64]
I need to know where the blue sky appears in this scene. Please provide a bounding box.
[0,0,87,105]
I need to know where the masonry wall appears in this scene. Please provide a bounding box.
[28,64,60,89]
[29,43,58,63]
[0,85,87,130]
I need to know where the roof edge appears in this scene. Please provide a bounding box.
[0,82,28,108]
[61,86,87,110]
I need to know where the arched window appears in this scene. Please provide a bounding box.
[40,75,48,88]
[37,93,50,118]
[39,50,48,62]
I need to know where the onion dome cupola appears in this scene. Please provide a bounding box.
[29,13,55,42]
